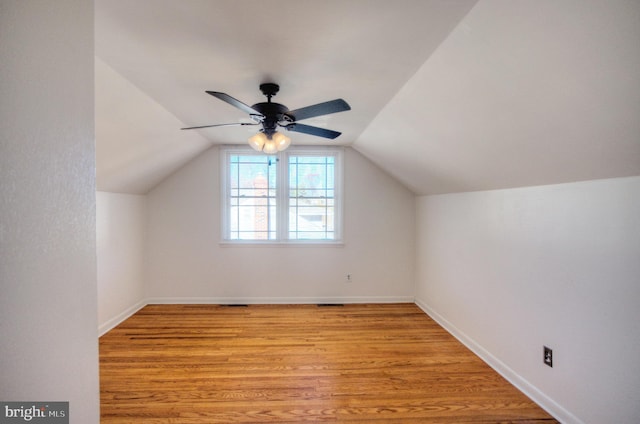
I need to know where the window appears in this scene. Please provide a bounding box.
[221,146,343,243]
[226,153,278,240]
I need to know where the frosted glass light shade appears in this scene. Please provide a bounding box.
[262,139,278,154]
[273,132,291,151]
[248,132,267,151]
[248,131,291,153]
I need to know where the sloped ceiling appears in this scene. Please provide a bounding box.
[96,0,640,195]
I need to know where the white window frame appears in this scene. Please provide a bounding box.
[220,145,343,245]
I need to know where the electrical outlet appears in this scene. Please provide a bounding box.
[543,346,553,367]
[346,274,352,282]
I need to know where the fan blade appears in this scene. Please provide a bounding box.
[287,99,350,122]
[181,122,258,130]
[284,123,342,139]
[206,91,264,116]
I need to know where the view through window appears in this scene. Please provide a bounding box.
[228,154,277,240]
[222,147,342,242]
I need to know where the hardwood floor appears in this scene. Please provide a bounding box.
[100,303,557,423]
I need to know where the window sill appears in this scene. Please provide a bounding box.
[219,240,344,247]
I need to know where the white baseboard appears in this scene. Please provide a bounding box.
[98,300,146,337]
[414,297,582,424]
[145,296,415,305]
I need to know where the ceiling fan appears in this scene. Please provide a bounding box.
[181,83,351,153]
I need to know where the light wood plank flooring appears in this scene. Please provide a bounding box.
[100,303,557,423]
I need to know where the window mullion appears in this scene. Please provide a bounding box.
[276,152,289,240]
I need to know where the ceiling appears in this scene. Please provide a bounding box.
[96,0,640,196]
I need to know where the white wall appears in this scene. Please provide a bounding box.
[97,192,146,335]
[415,177,640,424]
[0,1,99,422]
[145,146,415,303]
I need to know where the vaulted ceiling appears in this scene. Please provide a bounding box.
[96,0,640,195]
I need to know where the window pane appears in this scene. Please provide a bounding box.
[288,155,335,240]
[228,153,277,240]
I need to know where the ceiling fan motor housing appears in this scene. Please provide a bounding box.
[251,102,290,136]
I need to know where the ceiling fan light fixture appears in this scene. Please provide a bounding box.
[248,131,291,153]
